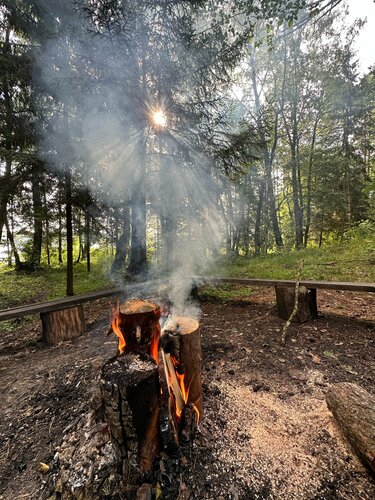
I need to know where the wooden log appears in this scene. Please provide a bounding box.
[157,349,179,453]
[326,382,375,476]
[111,299,161,359]
[161,316,202,421]
[275,285,318,323]
[100,353,160,478]
[40,305,85,345]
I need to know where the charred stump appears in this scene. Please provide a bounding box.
[100,353,160,480]
[41,305,85,345]
[326,382,375,476]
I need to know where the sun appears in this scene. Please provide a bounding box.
[152,109,167,128]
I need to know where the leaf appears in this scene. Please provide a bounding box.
[342,365,358,375]
[309,352,321,364]
[323,351,338,360]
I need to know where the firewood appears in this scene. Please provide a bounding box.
[158,349,179,452]
[41,305,85,345]
[100,353,160,479]
[164,352,185,415]
[326,382,375,476]
[161,316,202,421]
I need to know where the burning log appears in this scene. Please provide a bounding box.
[100,353,160,478]
[109,299,161,360]
[161,316,202,421]
[41,305,85,345]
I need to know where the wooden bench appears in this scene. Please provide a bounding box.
[191,277,375,322]
[0,287,124,345]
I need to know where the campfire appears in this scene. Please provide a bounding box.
[100,299,202,481]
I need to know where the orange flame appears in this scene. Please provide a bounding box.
[112,317,126,354]
[150,333,159,363]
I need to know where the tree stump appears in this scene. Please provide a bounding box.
[275,286,318,322]
[100,353,160,479]
[40,305,85,345]
[160,316,202,421]
[326,382,375,476]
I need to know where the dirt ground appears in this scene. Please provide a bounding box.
[0,287,374,499]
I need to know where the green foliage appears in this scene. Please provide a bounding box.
[210,224,375,282]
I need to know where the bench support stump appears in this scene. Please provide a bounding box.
[41,305,86,345]
[275,286,318,323]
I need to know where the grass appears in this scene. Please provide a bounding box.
[199,283,254,303]
[0,250,115,311]
[209,232,375,283]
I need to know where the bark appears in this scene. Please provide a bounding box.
[326,382,375,476]
[30,166,43,269]
[65,169,74,296]
[5,215,22,270]
[128,147,147,276]
[304,115,319,247]
[111,203,130,274]
[85,209,91,273]
[43,187,51,266]
[58,188,63,264]
[160,316,203,420]
[41,306,85,345]
[254,179,266,256]
[100,353,160,478]
[275,286,318,323]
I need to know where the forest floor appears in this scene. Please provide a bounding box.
[0,286,374,499]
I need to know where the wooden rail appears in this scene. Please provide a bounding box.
[0,287,124,322]
[191,277,375,293]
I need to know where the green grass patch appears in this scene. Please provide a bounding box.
[209,231,375,283]
[199,284,254,303]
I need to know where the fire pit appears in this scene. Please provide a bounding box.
[100,298,202,484]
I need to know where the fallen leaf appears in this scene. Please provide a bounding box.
[323,351,338,360]
[342,365,358,375]
[309,352,321,364]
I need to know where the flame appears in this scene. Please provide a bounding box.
[150,332,159,363]
[193,402,200,422]
[112,316,126,354]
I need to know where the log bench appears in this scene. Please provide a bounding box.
[191,277,375,322]
[0,287,124,345]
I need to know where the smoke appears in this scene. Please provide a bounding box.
[34,2,225,316]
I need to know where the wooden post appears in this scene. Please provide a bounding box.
[326,382,375,477]
[41,305,85,345]
[275,286,318,322]
[100,353,160,479]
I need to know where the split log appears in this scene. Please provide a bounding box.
[40,305,85,345]
[100,353,160,479]
[157,349,179,453]
[326,382,375,476]
[111,299,161,358]
[275,286,318,323]
[161,316,202,421]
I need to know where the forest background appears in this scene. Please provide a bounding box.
[0,0,374,312]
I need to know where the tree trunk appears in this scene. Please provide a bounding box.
[85,209,91,273]
[58,188,63,264]
[41,305,85,345]
[65,169,74,296]
[5,214,22,270]
[326,382,375,476]
[111,203,130,274]
[254,178,266,256]
[304,114,319,247]
[43,187,51,266]
[128,138,147,276]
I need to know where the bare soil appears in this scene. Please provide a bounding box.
[0,288,374,499]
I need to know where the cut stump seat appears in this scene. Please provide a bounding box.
[191,277,375,322]
[0,287,124,345]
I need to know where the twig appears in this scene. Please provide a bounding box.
[281,261,304,346]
